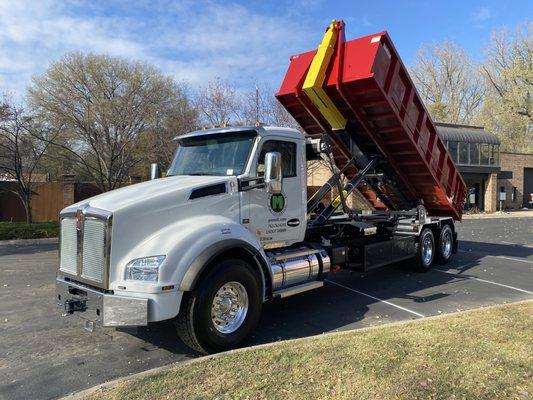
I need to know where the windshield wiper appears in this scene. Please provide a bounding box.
[187,173,212,176]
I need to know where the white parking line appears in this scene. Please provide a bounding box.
[325,279,425,318]
[501,241,533,248]
[433,269,533,295]
[493,256,533,265]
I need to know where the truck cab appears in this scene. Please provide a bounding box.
[56,126,332,353]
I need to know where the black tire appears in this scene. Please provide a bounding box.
[413,228,435,272]
[174,258,262,354]
[437,224,454,264]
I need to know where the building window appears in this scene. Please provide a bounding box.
[446,140,499,166]
[512,187,517,202]
[448,141,458,163]
[469,143,480,165]
[480,143,490,165]
[459,142,469,164]
[491,145,500,165]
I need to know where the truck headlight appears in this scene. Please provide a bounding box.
[126,256,166,282]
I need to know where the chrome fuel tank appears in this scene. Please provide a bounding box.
[268,246,330,290]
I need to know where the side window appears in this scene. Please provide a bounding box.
[257,140,297,178]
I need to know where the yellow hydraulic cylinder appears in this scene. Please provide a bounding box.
[331,190,349,209]
[302,20,347,131]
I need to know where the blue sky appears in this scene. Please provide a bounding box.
[0,0,531,98]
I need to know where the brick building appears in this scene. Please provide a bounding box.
[499,152,533,210]
[436,123,501,212]
[438,123,533,212]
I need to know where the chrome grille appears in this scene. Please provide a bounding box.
[59,218,77,274]
[58,206,112,288]
[81,218,106,283]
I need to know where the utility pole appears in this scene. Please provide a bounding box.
[255,86,260,126]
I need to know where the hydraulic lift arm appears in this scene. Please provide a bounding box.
[302,20,347,131]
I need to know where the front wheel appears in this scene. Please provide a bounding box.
[174,259,262,354]
[413,228,435,272]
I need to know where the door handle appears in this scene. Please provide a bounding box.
[287,218,300,227]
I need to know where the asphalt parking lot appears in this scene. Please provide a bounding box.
[1,217,532,400]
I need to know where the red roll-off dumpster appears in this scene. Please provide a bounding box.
[276,22,466,220]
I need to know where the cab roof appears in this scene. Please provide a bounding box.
[173,125,305,142]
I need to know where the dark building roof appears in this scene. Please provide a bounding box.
[435,122,500,145]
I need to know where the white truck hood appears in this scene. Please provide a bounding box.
[61,174,243,290]
[71,175,231,213]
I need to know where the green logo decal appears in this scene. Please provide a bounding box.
[269,193,286,214]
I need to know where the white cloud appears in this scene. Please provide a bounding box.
[0,0,317,99]
[0,0,146,97]
[471,7,491,22]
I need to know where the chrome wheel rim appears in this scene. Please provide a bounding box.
[211,281,248,334]
[422,235,433,266]
[441,229,452,259]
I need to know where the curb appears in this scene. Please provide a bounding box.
[60,298,533,400]
[462,211,533,220]
[0,237,58,246]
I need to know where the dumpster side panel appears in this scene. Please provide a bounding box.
[363,34,465,218]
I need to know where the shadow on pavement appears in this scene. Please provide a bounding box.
[459,240,533,258]
[120,321,200,356]
[0,242,58,256]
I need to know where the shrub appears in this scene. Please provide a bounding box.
[0,221,59,240]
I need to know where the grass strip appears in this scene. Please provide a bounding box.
[88,301,533,400]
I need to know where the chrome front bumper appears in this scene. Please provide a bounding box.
[56,277,148,327]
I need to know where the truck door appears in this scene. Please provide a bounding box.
[243,138,306,248]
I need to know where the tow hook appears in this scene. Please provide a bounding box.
[64,299,87,314]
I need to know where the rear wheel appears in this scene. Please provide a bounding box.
[437,224,454,264]
[174,259,262,354]
[413,228,435,272]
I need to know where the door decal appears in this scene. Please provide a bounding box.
[269,193,286,214]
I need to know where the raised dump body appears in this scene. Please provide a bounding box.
[276,21,466,220]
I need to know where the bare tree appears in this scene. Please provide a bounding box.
[196,78,241,126]
[241,83,300,128]
[0,97,56,223]
[28,52,187,192]
[268,97,301,129]
[241,85,268,125]
[410,40,485,124]
[479,23,533,152]
[141,83,199,172]
[239,83,327,182]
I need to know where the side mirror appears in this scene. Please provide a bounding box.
[264,151,282,193]
[150,163,161,180]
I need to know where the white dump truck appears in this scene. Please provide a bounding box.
[56,22,465,354]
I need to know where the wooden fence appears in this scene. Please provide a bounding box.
[0,180,102,222]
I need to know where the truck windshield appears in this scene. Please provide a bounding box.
[168,131,256,176]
